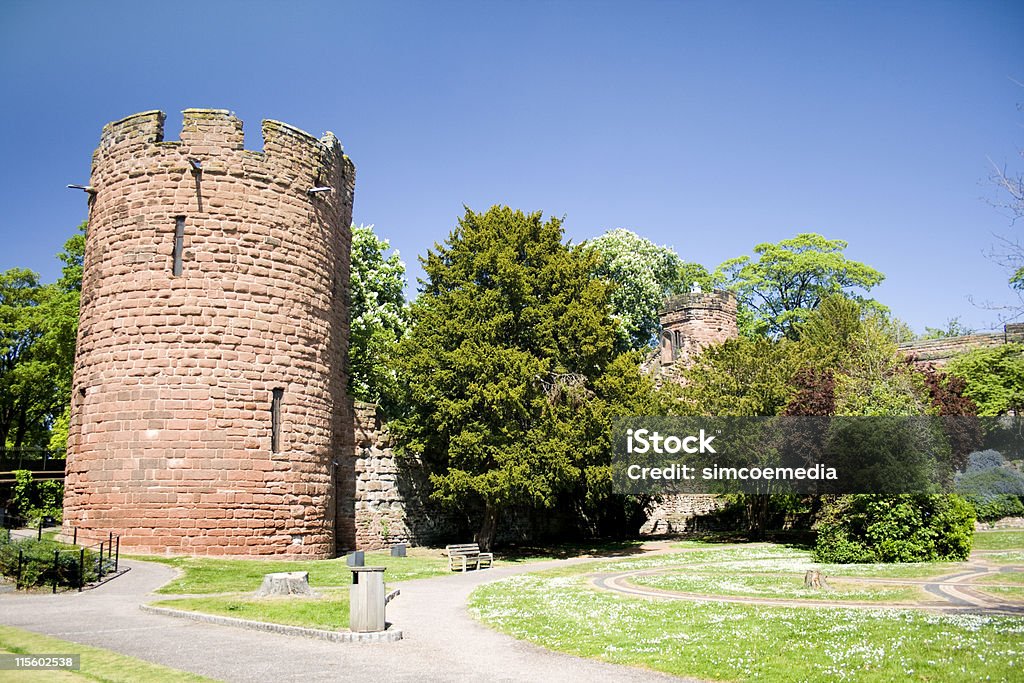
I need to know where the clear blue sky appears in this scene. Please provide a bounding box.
[1,0,1022,333]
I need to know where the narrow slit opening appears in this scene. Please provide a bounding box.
[271,388,284,453]
[172,216,185,276]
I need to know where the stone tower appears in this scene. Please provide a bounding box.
[62,109,355,557]
[659,290,738,365]
[641,290,739,535]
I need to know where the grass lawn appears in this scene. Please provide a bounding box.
[469,566,1024,682]
[467,535,1024,682]
[134,540,642,596]
[133,540,646,630]
[152,588,350,630]
[0,625,213,682]
[630,571,923,603]
[583,544,964,581]
[975,585,1024,602]
[973,530,1024,551]
[466,573,1024,679]
[134,548,451,594]
[977,550,1024,565]
[976,571,1024,585]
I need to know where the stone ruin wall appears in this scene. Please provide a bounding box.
[352,402,459,549]
[639,495,728,534]
[63,109,356,557]
[898,323,1024,366]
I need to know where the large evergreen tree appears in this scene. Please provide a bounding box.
[392,206,650,548]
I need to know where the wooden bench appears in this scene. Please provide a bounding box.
[445,543,494,572]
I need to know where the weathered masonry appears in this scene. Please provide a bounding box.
[643,290,738,533]
[63,110,356,557]
[659,290,738,365]
[899,323,1024,366]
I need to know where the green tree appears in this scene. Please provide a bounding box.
[797,296,930,416]
[44,226,84,453]
[393,206,631,549]
[814,494,974,563]
[677,336,803,418]
[945,344,1024,416]
[675,336,804,537]
[0,225,82,456]
[791,297,979,561]
[716,233,885,339]
[348,223,408,415]
[920,317,973,340]
[584,229,686,351]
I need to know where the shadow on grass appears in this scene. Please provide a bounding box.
[497,539,648,560]
[668,529,816,551]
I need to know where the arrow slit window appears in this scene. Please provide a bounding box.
[172,216,185,276]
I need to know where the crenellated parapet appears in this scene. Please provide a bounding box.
[659,290,738,365]
[64,109,356,557]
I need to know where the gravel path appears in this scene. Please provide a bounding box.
[0,554,695,682]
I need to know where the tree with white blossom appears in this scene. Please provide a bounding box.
[585,229,703,352]
[348,223,408,415]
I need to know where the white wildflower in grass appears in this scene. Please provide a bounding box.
[467,542,1024,682]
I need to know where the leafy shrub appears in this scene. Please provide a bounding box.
[954,450,1024,522]
[0,536,99,589]
[6,470,64,524]
[813,494,974,563]
[968,495,1024,521]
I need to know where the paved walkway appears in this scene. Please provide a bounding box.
[0,554,693,682]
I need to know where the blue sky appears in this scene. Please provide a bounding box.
[1,0,1022,333]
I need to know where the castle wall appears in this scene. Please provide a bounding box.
[659,291,738,365]
[63,110,355,557]
[352,402,460,549]
[639,495,728,534]
[898,324,1024,366]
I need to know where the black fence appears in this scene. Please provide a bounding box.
[0,514,120,593]
[0,448,66,473]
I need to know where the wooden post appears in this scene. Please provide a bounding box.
[52,549,59,593]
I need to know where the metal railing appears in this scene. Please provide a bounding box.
[1,515,120,593]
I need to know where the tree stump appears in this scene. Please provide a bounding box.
[803,570,831,590]
[255,571,314,597]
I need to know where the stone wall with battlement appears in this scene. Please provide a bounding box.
[63,109,356,557]
[898,324,1024,366]
[659,291,738,365]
